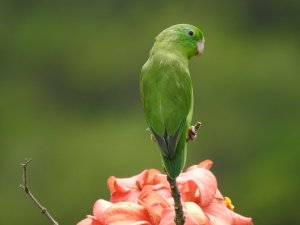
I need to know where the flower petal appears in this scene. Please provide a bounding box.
[108,175,139,193]
[231,211,253,225]
[179,180,198,202]
[203,200,233,225]
[185,202,207,225]
[138,170,171,199]
[108,169,170,203]
[160,208,175,225]
[111,189,141,203]
[138,169,167,187]
[108,175,141,203]
[104,202,152,225]
[197,160,213,170]
[77,217,103,225]
[139,185,171,224]
[93,199,113,223]
[186,160,213,172]
[178,168,217,206]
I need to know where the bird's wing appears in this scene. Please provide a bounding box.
[140,56,193,158]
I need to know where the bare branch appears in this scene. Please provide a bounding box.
[167,175,185,225]
[19,159,59,225]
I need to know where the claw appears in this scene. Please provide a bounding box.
[150,134,156,143]
[187,122,202,142]
[146,128,157,143]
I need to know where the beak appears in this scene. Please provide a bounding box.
[197,40,204,55]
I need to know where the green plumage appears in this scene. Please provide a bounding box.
[140,24,204,178]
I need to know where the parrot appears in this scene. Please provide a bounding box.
[140,24,204,178]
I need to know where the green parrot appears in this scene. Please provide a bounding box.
[140,24,204,178]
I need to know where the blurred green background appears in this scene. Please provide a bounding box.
[1,1,299,224]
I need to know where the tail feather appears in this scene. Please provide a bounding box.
[150,117,186,159]
[161,128,188,178]
[151,128,181,158]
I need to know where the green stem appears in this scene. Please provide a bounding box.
[167,175,185,225]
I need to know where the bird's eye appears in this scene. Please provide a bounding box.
[188,30,194,37]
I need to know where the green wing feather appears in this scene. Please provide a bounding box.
[140,53,193,160]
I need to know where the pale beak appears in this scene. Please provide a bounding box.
[197,40,204,55]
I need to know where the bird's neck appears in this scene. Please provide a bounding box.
[150,44,189,68]
[151,40,190,59]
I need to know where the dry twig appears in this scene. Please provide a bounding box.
[19,159,59,225]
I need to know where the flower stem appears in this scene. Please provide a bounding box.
[167,175,185,225]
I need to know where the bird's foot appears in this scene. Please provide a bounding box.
[187,122,202,142]
[146,128,156,143]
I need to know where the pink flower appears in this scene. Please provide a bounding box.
[107,168,171,203]
[77,160,253,225]
[77,199,152,225]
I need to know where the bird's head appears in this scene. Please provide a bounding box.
[151,24,205,59]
